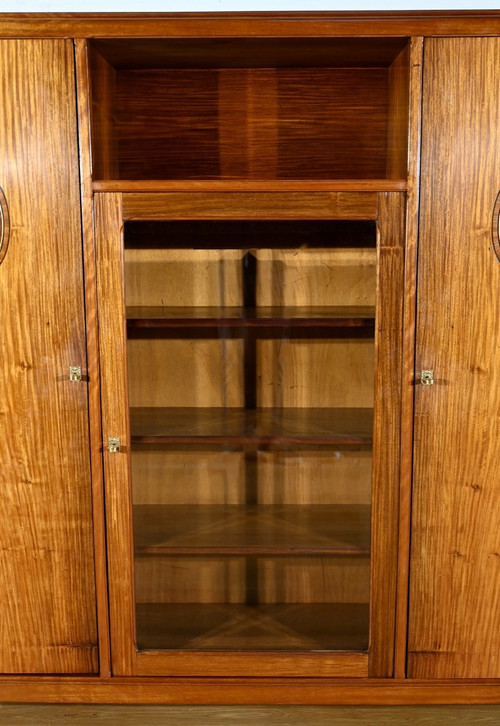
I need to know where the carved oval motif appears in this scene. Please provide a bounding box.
[0,186,10,265]
[492,191,500,263]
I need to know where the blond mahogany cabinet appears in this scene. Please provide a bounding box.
[1,12,500,705]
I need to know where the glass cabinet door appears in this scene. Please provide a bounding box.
[96,193,404,677]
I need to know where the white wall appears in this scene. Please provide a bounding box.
[1,1,499,12]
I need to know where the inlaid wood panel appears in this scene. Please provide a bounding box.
[409,38,500,679]
[0,40,97,673]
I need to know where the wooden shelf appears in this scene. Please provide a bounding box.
[134,504,370,556]
[135,602,369,652]
[126,306,376,330]
[93,179,407,193]
[130,407,373,446]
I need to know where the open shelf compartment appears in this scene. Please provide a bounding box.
[88,37,410,183]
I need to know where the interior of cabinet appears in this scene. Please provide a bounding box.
[123,218,376,652]
[88,37,410,182]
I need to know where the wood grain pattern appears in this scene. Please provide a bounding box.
[368,193,405,677]
[394,36,424,679]
[4,704,500,726]
[75,37,112,678]
[0,39,97,674]
[408,38,500,679]
[93,180,407,192]
[386,44,410,180]
[4,677,500,705]
[135,650,368,678]
[104,68,389,181]
[89,37,409,70]
[88,44,118,179]
[94,192,137,676]
[1,13,500,39]
[122,192,379,221]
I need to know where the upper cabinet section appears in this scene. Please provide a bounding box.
[87,37,411,184]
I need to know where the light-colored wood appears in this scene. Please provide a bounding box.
[75,37,112,679]
[409,38,500,679]
[258,339,374,408]
[127,339,244,407]
[256,249,376,307]
[4,677,500,704]
[0,39,97,674]
[134,556,368,605]
[131,450,246,505]
[369,193,406,677]
[258,451,372,506]
[394,36,424,679]
[94,180,407,192]
[131,450,371,507]
[94,192,137,676]
[122,192,379,221]
[3,704,500,726]
[387,44,410,180]
[125,249,243,307]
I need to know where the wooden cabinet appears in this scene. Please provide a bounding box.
[2,13,500,704]
[0,40,98,674]
[409,37,500,679]
[94,190,404,679]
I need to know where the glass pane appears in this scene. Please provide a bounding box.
[124,220,376,653]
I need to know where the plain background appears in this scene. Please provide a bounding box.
[1,1,500,13]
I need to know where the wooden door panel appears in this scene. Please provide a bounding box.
[409,38,500,679]
[0,40,97,673]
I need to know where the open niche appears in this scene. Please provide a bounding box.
[88,37,410,182]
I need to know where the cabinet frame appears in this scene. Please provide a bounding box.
[94,190,405,678]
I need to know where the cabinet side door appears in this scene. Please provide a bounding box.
[0,40,98,673]
[409,38,500,679]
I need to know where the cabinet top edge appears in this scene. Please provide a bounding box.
[1,12,500,38]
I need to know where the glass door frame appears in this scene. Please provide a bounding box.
[94,190,405,678]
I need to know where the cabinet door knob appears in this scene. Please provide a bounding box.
[421,369,435,385]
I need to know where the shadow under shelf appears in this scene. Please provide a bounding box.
[129,407,373,446]
[135,602,369,652]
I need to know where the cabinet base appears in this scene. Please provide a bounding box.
[1,678,500,705]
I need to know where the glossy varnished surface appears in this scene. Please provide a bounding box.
[409,38,500,679]
[0,40,97,673]
[130,407,373,445]
[135,603,369,652]
[133,504,371,555]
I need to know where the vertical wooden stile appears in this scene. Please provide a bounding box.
[74,38,112,678]
[369,192,406,677]
[394,36,424,679]
[95,193,137,676]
